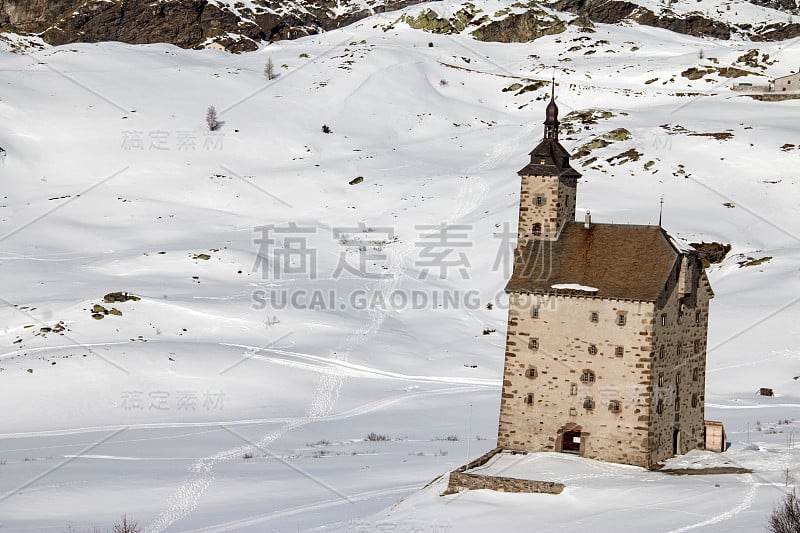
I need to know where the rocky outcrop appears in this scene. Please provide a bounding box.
[472,9,567,42]
[2,0,799,50]
[551,0,731,39]
[550,0,800,40]
[0,0,426,51]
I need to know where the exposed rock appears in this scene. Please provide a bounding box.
[472,8,567,43]
[606,148,641,164]
[349,176,364,185]
[737,255,772,268]
[103,291,141,303]
[398,4,488,35]
[689,242,731,267]
[0,0,428,51]
[681,67,714,80]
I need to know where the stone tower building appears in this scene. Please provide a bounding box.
[496,86,714,468]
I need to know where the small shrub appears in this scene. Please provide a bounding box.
[365,432,390,441]
[113,515,140,533]
[264,57,275,80]
[299,52,310,58]
[206,106,219,131]
[243,451,254,459]
[482,328,495,335]
[767,491,800,533]
[439,79,449,87]
[321,124,332,134]
[428,42,434,47]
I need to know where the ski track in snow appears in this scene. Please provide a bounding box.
[666,474,757,533]
[144,163,487,531]
[179,484,421,533]
[0,385,492,440]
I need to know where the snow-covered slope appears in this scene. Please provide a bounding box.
[0,1,799,530]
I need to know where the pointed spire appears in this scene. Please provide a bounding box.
[658,195,664,226]
[544,77,559,140]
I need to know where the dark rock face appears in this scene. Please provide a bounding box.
[551,0,731,39]
[689,242,732,268]
[0,0,425,51]
[745,0,799,14]
[2,0,799,49]
[472,10,567,43]
[550,0,800,40]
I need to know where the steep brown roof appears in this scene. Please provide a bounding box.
[517,139,581,178]
[506,222,683,301]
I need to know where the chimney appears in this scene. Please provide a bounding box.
[584,210,591,229]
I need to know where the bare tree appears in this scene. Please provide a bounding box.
[206,105,219,131]
[767,491,800,533]
[265,57,275,80]
[113,515,140,533]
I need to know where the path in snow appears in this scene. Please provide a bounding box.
[144,163,489,530]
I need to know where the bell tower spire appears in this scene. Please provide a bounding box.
[544,78,559,140]
[515,79,580,243]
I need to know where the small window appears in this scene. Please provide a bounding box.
[590,312,599,323]
[569,407,578,416]
[658,374,664,387]
[532,223,542,236]
[570,383,578,396]
[539,158,546,164]
[609,400,621,413]
[691,394,699,408]
[615,346,624,357]
[677,344,682,358]
[581,370,595,383]
[661,314,667,326]
[677,309,682,325]
[694,339,702,354]
[659,346,665,359]
[675,397,681,412]
[616,313,626,326]
[692,368,700,381]
[526,367,537,379]
[525,393,534,405]
[657,399,664,414]
[588,344,598,356]
[535,195,544,206]
[583,396,595,410]
[675,372,681,385]
[695,311,701,325]
[529,338,539,351]
[532,306,539,319]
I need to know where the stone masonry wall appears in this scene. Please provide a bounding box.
[649,259,712,464]
[444,471,564,495]
[497,293,656,467]
[517,174,576,242]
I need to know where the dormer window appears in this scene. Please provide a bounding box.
[539,158,546,164]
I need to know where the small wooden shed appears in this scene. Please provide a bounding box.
[704,420,727,452]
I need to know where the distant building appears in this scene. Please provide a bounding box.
[496,86,714,468]
[773,70,800,92]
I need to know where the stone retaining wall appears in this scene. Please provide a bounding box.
[443,471,564,495]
